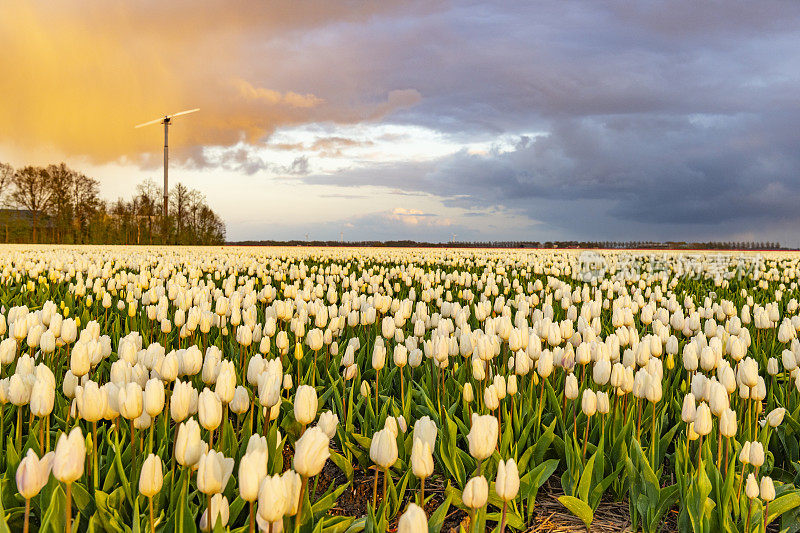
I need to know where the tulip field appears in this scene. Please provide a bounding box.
[4,245,800,532]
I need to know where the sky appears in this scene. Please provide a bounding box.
[2,1,800,244]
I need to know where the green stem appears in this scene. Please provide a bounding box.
[295,476,307,533]
[65,483,72,533]
[23,499,29,533]
[149,496,155,533]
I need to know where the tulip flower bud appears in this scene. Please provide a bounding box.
[197,450,235,495]
[139,454,163,497]
[381,316,396,339]
[282,470,302,516]
[247,354,265,385]
[30,378,54,417]
[745,473,759,499]
[198,388,222,431]
[258,359,282,408]
[782,349,797,372]
[360,381,371,398]
[317,410,339,439]
[171,380,192,422]
[384,416,398,438]
[471,358,486,381]
[467,413,498,461]
[199,494,229,532]
[214,361,236,405]
[118,382,143,420]
[739,441,751,465]
[70,343,90,377]
[767,407,785,427]
[238,452,264,502]
[720,408,737,438]
[134,411,152,430]
[506,374,518,396]
[75,381,105,423]
[463,382,474,403]
[708,383,728,417]
[293,426,330,477]
[245,434,269,478]
[372,339,386,371]
[493,375,507,400]
[230,386,250,415]
[593,358,612,386]
[462,476,489,509]
[16,449,54,499]
[53,427,85,484]
[579,388,596,417]
[413,415,438,449]
[767,357,780,376]
[588,391,604,416]
[411,438,434,480]
[749,441,765,467]
[175,419,204,468]
[739,358,759,388]
[398,503,428,533]
[760,476,775,501]
[484,384,500,410]
[370,428,399,469]
[686,422,699,441]
[495,458,520,502]
[0,338,16,365]
[294,385,318,426]
[40,330,56,354]
[257,474,287,522]
[393,344,408,367]
[144,378,165,418]
[693,402,712,436]
[565,374,579,400]
[294,342,303,361]
[753,377,766,401]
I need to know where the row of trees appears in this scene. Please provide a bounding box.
[0,162,225,245]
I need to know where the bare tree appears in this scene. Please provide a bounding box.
[71,172,100,243]
[0,163,13,242]
[0,162,12,203]
[46,163,75,242]
[137,179,162,244]
[170,182,191,243]
[11,166,52,242]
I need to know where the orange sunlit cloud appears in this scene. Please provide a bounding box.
[0,0,423,164]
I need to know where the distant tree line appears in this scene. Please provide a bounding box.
[228,239,783,250]
[0,162,225,245]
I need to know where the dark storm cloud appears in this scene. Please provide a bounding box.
[295,0,800,242]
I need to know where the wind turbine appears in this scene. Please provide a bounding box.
[135,108,199,237]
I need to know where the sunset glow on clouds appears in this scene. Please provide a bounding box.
[2,1,800,243]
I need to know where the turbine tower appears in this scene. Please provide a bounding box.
[135,108,199,239]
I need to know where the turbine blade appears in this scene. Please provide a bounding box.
[134,117,164,128]
[168,108,200,119]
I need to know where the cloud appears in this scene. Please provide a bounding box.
[388,207,445,227]
[229,207,463,242]
[300,107,800,242]
[233,80,323,109]
[3,0,800,243]
[0,0,427,163]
